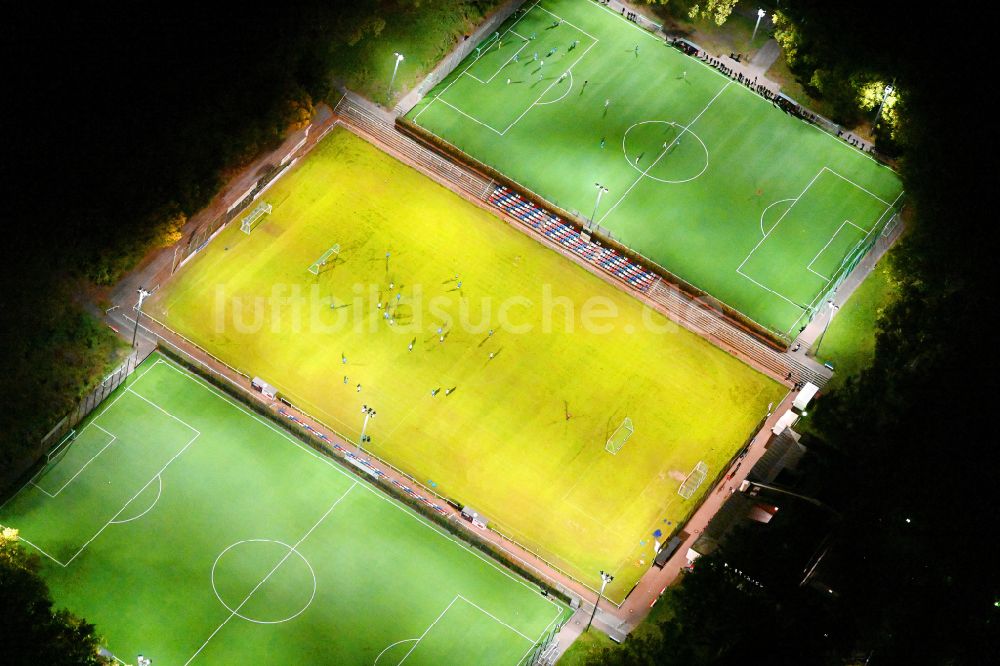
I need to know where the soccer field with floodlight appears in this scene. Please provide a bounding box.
[406,0,904,338]
[0,354,569,664]
[145,128,785,601]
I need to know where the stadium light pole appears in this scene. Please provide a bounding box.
[388,52,405,103]
[812,299,837,357]
[751,8,766,42]
[359,404,376,451]
[874,82,894,128]
[590,183,608,230]
[131,287,151,348]
[585,570,614,632]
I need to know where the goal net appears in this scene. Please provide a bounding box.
[605,417,633,454]
[46,429,77,465]
[308,244,341,275]
[678,461,708,499]
[240,202,272,234]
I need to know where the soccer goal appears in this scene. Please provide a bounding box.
[678,461,708,499]
[240,201,272,234]
[46,429,77,465]
[605,417,634,454]
[308,244,341,275]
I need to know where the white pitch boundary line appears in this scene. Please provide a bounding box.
[597,81,731,225]
[533,3,600,42]
[152,357,567,615]
[397,596,461,665]
[184,481,357,666]
[435,97,506,135]
[31,425,118,498]
[457,594,536,642]
[126,387,201,436]
[412,1,540,124]
[822,166,892,206]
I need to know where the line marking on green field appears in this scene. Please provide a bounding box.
[822,167,892,205]
[501,34,597,135]
[412,1,540,125]
[457,594,536,642]
[415,1,598,137]
[598,81,731,225]
[210,538,318,624]
[63,430,199,569]
[534,3,599,41]
[30,424,117,498]
[7,361,198,569]
[436,97,506,134]
[185,481,358,665]
[759,198,796,236]
[535,68,573,105]
[740,175,904,336]
[373,638,421,665]
[396,596,460,665]
[806,220,867,280]
[465,33,530,85]
[126,387,201,435]
[791,189,904,331]
[109,474,163,525]
[620,120,710,183]
[736,167,825,310]
[153,357,567,614]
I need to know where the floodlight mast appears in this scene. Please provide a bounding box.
[388,52,405,102]
[585,570,614,632]
[359,404,376,451]
[752,8,766,42]
[590,183,608,230]
[131,287,152,348]
[874,81,895,128]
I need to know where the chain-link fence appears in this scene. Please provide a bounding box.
[36,347,153,462]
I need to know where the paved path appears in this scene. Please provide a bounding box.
[749,39,781,74]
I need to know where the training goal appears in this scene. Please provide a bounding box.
[605,417,634,454]
[678,461,708,499]
[308,244,341,275]
[240,202,272,234]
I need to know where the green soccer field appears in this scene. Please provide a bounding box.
[145,127,785,601]
[0,353,569,664]
[406,0,904,337]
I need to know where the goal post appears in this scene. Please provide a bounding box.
[240,201,272,234]
[678,461,708,499]
[308,244,341,275]
[605,417,633,454]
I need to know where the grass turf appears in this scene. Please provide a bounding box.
[406,0,903,338]
[145,127,784,601]
[0,353,568,664]
[811,260,898,390]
